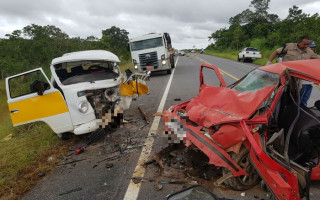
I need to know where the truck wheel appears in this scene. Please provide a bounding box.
[167,69,172,74]
[222,147,261,191]
[238,56,241,61]
[170,55,175,68]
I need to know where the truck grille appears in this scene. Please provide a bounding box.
[139,52,158,70]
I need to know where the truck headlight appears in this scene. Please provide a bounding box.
[78,101,89,113]
[134,65,138,70]
[162,60,166,65]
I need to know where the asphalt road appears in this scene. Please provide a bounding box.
[22,53,320,200]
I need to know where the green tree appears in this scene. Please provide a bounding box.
[101,26,130,60]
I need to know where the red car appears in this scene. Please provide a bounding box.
[163,60,320,200]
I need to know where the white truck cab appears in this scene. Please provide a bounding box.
[6,50,149,137]
[129,33,175,74]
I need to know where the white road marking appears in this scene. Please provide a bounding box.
[123,57,179,200]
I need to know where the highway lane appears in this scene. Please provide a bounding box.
[22,53,320,200]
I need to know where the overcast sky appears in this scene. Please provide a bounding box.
[0,0,319,50]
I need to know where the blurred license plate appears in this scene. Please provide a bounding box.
[146,66,153,70]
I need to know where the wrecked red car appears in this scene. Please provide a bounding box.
[163,60,320,200]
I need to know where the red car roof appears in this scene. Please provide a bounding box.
[260,59,320,81]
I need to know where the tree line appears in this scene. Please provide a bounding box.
[0,25,130,79]
[208,0,320,54]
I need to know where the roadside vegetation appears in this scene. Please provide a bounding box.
[205,48,273,66]
[206,0,320,64]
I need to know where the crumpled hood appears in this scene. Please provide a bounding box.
[185,85,275,128]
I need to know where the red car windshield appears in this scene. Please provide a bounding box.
[232,69,279,92]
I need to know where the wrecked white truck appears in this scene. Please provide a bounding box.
[6,50,149,137]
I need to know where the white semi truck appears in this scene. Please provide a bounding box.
[129,33,175,74]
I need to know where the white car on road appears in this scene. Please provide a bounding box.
[238,47,261,62]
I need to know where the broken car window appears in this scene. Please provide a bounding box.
[9,70,50,98]
[54,61,120,85]
[232,69,279,92]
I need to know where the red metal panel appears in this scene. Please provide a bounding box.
[185,85,275,128]
[241,120,300,200]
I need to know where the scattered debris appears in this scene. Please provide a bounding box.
[69,143,88,151]
[159,180,186,184]
[266,192,271,198]
[97,153,129,163]
[47,156,54,162]
[92,164,98,168]
[152,155,164,168]
[1,134,12,142]
[152,112,163,117]
[174,98,181,101]
[59,187,82,196]
[69,128,106,151]
[241,192,246,197]
[105,163,114,169]
[126,144,145,150]
[56,159,86,166]
[202,172,208,180]
[143,159,157,167]
[138,106,150,124]
[131,177,155,184]
[74,146,85,155]
[169,152,177,157]
[38,172,46,177]
[154,183,163,191]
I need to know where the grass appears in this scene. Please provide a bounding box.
[205,49,275,66]
[0,79,78,199]
[0,61,130,200]
[119,61,133,73]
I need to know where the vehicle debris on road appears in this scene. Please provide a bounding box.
[138,106,150,124]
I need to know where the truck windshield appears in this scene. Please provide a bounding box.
[130,37,163,51]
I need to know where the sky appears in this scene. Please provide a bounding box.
[0,0,319,50]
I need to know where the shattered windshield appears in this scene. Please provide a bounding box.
[232,69,279,92]
[130,37,164,51]
[54,61,120,85]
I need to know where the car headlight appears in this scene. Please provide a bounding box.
[78,101,89,113]
[162,60,166,65]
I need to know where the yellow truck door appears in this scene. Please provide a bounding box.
[6,68,73,134]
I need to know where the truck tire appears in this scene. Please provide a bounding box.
[222,147,261,191]
[167,69,172,74]
[237,56,241,61]
[170,55,175,68]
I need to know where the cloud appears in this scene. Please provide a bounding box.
[0,0,319,49]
